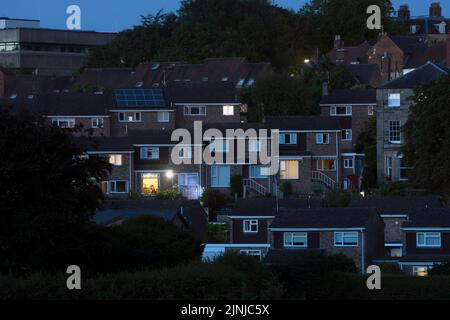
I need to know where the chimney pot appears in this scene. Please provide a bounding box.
[430,2,442,17]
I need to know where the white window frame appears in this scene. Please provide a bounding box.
[334,232,358,247]
[140,147,160,160]
[184,106,206,116]
[157,111,170,122]
[368,105,374,116]
[388,93,401,107]
[330,105,352,116]
[108,180,129,194]
[316,133,330,144]
[109,154,123,166]
[283,232,308,248]
[243,220,258,233]
[416,232,441,248]
[389,120,401,144]
[344,158,354,169]
[118,112,141,122]
[52,118,75,128]
[279,133,297,145]
[223,105,234,116]
[91,117,104,128]
[341,129,352,141]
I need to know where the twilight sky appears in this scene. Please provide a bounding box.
[0,0,444,32]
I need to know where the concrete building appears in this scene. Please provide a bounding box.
[0,17,116,75]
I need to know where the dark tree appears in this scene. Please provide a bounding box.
[0,109,110,274]
[403,75,450,196]
[355,117,377,188]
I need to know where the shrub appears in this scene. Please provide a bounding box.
[429,262,450,275]
[230,175,243,198]
[156,189,179,200]
[200,188,228,213]
[280,181,293,198]
[206,223,229,243]
[324,189,351,207]
[378,263,404,275]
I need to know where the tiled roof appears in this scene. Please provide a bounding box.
[320,89,376,105]
[229,198,325,217]
[87,136,134,153]
[345,64,378,85]
[270,207,380,229]
[378,61,450,89]
[327,41,372,64]
[399,255,450,263]
[348,195,443,214]
[403,208,450,228]
[265,116,341,131]
[167,81,240,104]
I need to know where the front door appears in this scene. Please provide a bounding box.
[178,173,200,199]
[142,173,159,195]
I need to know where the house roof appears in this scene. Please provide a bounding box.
[348,195,443,215]
[167,81,241,104]
[345,64,378,85]
[403,208,450,228]
[378,61,450,89]
[320,89,376,105]
[327,41,372,64]
[228,198,325,217]
[270,207,380,229]
[265,116,341,131]
[86,136,134,153]
[399,254,450,263]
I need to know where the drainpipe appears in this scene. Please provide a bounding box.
[336,131,340,187]
[361,229,365,273]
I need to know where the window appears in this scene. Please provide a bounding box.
[157,111,169,122]
[243,220,258,233]
[92,118,104,128]
[344,158,354,169]
[184,106,206,116]
[246,79,255,87]
[389,120,401,143]
[210,139,229,153]
[417,232,441,248]
[410,25,417,34]
[398,157,410,181]
[330,106,352,116]
[334,232,358,246]
[211,166,230,187]
[386,156,393,179]
[118,112,141,122]
[179,147,192,159]
[368,105,374,116]
[109,154,123,166]
[280,160,299,179]
[118,112,125,122]
[390,248,402,257]
[250,166,270,179]
[388,93,401,107]
[317,159,336,171]
[178,173,199,186]
[284,232,308,248]
[248,139,262,152]
[134,112,141,121]
[341,129,352,141]
[52,118,75,128]
[316,133,330,144]
[413,266,431,277]
[140,147,159,160]
[279,133,297,145]
[236,79,245,88]
[240,250,261,260]
[223,105,234,116]
[108,181,128,194]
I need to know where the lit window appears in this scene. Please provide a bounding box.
[344,158,354,169]
[140,147,159,160]
[317,159,336,171]
[157,111,169,122]
[92,118,104,128]
[330,106,352,116]
[413,266,431,277]
[388,93,401,107]
[417,232,441,248]
[284,232,308,248]
[280,160,299,179]
[223,105,234,116]
[334,232,358,246]
[341,129,352,141]
[389,120,401,143]
[243,220,258,233]
[316,133,330,144]
[279,133,297,145]
[390,248,402,257]
[109,154,123,166]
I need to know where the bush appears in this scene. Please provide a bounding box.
[378,263,404,275]
[280,181,293,198]
[200,188,228,213]
[323,189,351,207]
[206,223,229,243]
[230,175,243,198]
[156,189,179,200]
[429,262,450,276]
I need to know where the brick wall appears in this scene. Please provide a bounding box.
[320,231,363,270]
[110,111,175,136]
[175,105,241,127]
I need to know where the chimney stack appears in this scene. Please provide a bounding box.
[334,35,344,49]
[397,5,410,20]
[430,2,442,17]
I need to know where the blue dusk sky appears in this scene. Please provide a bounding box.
[0,0,444,32]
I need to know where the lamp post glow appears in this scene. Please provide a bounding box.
[166,170,174,179]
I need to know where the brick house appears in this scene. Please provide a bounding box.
[269,207,385,272]
[376,61,450,184]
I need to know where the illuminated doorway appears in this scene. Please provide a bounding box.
[142,173,159,195]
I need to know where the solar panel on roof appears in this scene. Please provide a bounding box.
[114,89,165,107]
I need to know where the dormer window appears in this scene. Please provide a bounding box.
[136,81,143,88]
[247,78,255,87]
[236,79,245,88]
[27,95,34,99]
[388,93,401,107]
[9,94,17,99]
[410,25,418,34]
[221,77,229,82]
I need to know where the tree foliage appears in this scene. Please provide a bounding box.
[355,117,377,188]
[403,75,450,196]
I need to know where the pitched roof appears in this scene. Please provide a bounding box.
[327,41,372,64]
[320,89,376,105]
[403,208,450,228]
[265,116,341,131]
[345,64,378,85]
[228,198,325,217]
[86,136,134,153]
[270,207,380,229]
[348,195,443,214]
[378,61,450,89]
[167,81,240,104]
